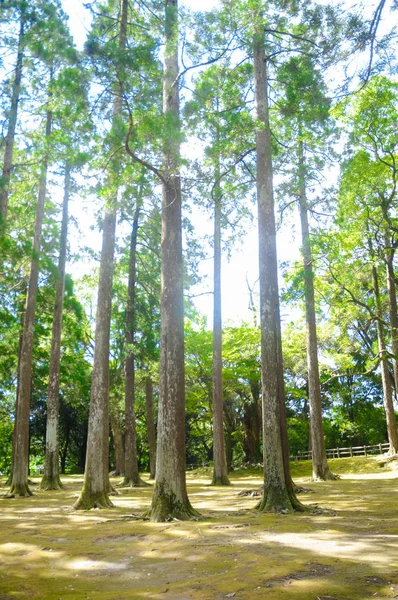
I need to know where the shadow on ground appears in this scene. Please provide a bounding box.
[0,459,398,600]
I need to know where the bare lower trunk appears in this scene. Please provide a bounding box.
[298,141,335,482]
[110,409,124,476]
[7,105,52,497]
[253,21,300,512]
[212,186,229,486]
[74,0,128,510]
[0,14,24,224]
[372,265,398,454]
[145,378,156,480]
[40,164,70,491]
[149,0,197,521]
[123,200,146,487]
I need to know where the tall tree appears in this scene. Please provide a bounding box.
[74,0,129,510]
[275,56,336,481]
[40,163,70,490]
[148,0,197,521]
[7,89,53,497]
[251,7,301,512]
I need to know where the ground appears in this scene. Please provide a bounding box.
[1,456,398,600]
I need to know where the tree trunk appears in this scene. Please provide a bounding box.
[40,164,70,491]
[110,409,124,476]
[212,182,230,486]
[123,199,146,486]
[242,389,262,464]
[6,286,26,486]
[149,0,197,521]
[298,140,335,481]
[7,104,52,497]
[372,264,398,454]
[74,0,128,510]
[253,21,300,512]
[145,377,156,480]
[0,13,24,224]
[384,232,398,398]
[60,424,70,475]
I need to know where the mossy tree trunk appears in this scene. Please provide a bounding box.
[253,18,301,513]
[40,163,70,491]
[212,181,230,486]
[145,377,156,480]
[298,139,335,482]
[0,11,24,224]
[74,0,128,510]
[372,264,398,455]
[148,0,197,522]
[7,104,52,498]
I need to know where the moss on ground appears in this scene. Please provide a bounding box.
[0,458,397,599]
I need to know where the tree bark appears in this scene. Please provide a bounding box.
[211,182,230,486]
[123,199,147,486]
[110,408,124,476]
[298,140,335,481]
[145,377,156,480]
[253,21,300,512]
[372,264,398,454]
[0,12,24,224]
[40,164,70,491]
[7,104,52,497]
[384,231,398,398]
[74,0,128,510]
[149,0,197,522]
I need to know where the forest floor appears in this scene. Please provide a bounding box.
[1,456,398,600]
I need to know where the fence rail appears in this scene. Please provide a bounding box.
[291,442,390,461]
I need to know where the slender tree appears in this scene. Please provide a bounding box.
[40,163,70,490]
[372,263,398,454]
[7,98,52,497]
[74,0,129,510]
[122,195,147,487]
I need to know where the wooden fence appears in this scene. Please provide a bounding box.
[291,442,390,461]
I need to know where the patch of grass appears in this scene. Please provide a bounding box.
[290,455,388,479]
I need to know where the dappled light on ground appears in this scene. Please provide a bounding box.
[1,461,398,599]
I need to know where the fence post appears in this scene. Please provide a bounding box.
[350,447,353,457]
[379,443,382,454]
[364,446,367,456]
[337,447,340,458]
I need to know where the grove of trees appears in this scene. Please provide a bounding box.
[0,0,397,519]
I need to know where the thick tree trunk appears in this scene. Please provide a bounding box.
[110,409,124,476]
[74,0,128,510]
[253,22,300,512]
[384,232,398,398]
[145,377,156,480]
[149,0,197,522]
[298,141,335,482]
[7,105,52,497]
[0,14,24,224]
[372,265,398,454]
[123,200,147,486]
[212,185,230,486]
[40,164,70,491]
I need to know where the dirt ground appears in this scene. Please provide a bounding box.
[1,457,398,600]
